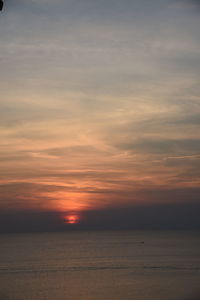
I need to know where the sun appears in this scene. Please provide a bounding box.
[64,214,79,225]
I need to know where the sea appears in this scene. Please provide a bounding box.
[0,231,199,300]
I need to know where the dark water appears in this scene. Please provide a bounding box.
[0,231,200,300]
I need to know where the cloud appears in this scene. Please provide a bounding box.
[173,0,200,11]
[115,138,200,155]
[186,0,200,7]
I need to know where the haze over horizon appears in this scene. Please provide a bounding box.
[0,0,200,230]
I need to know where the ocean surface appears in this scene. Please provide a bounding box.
[0,231,200,300]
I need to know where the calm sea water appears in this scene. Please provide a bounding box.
[0,231,199,300]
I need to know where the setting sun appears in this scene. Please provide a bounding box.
[64,214,80,225]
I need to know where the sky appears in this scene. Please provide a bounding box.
[0,0,200,229]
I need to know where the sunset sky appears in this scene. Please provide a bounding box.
[0,0,200,220]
